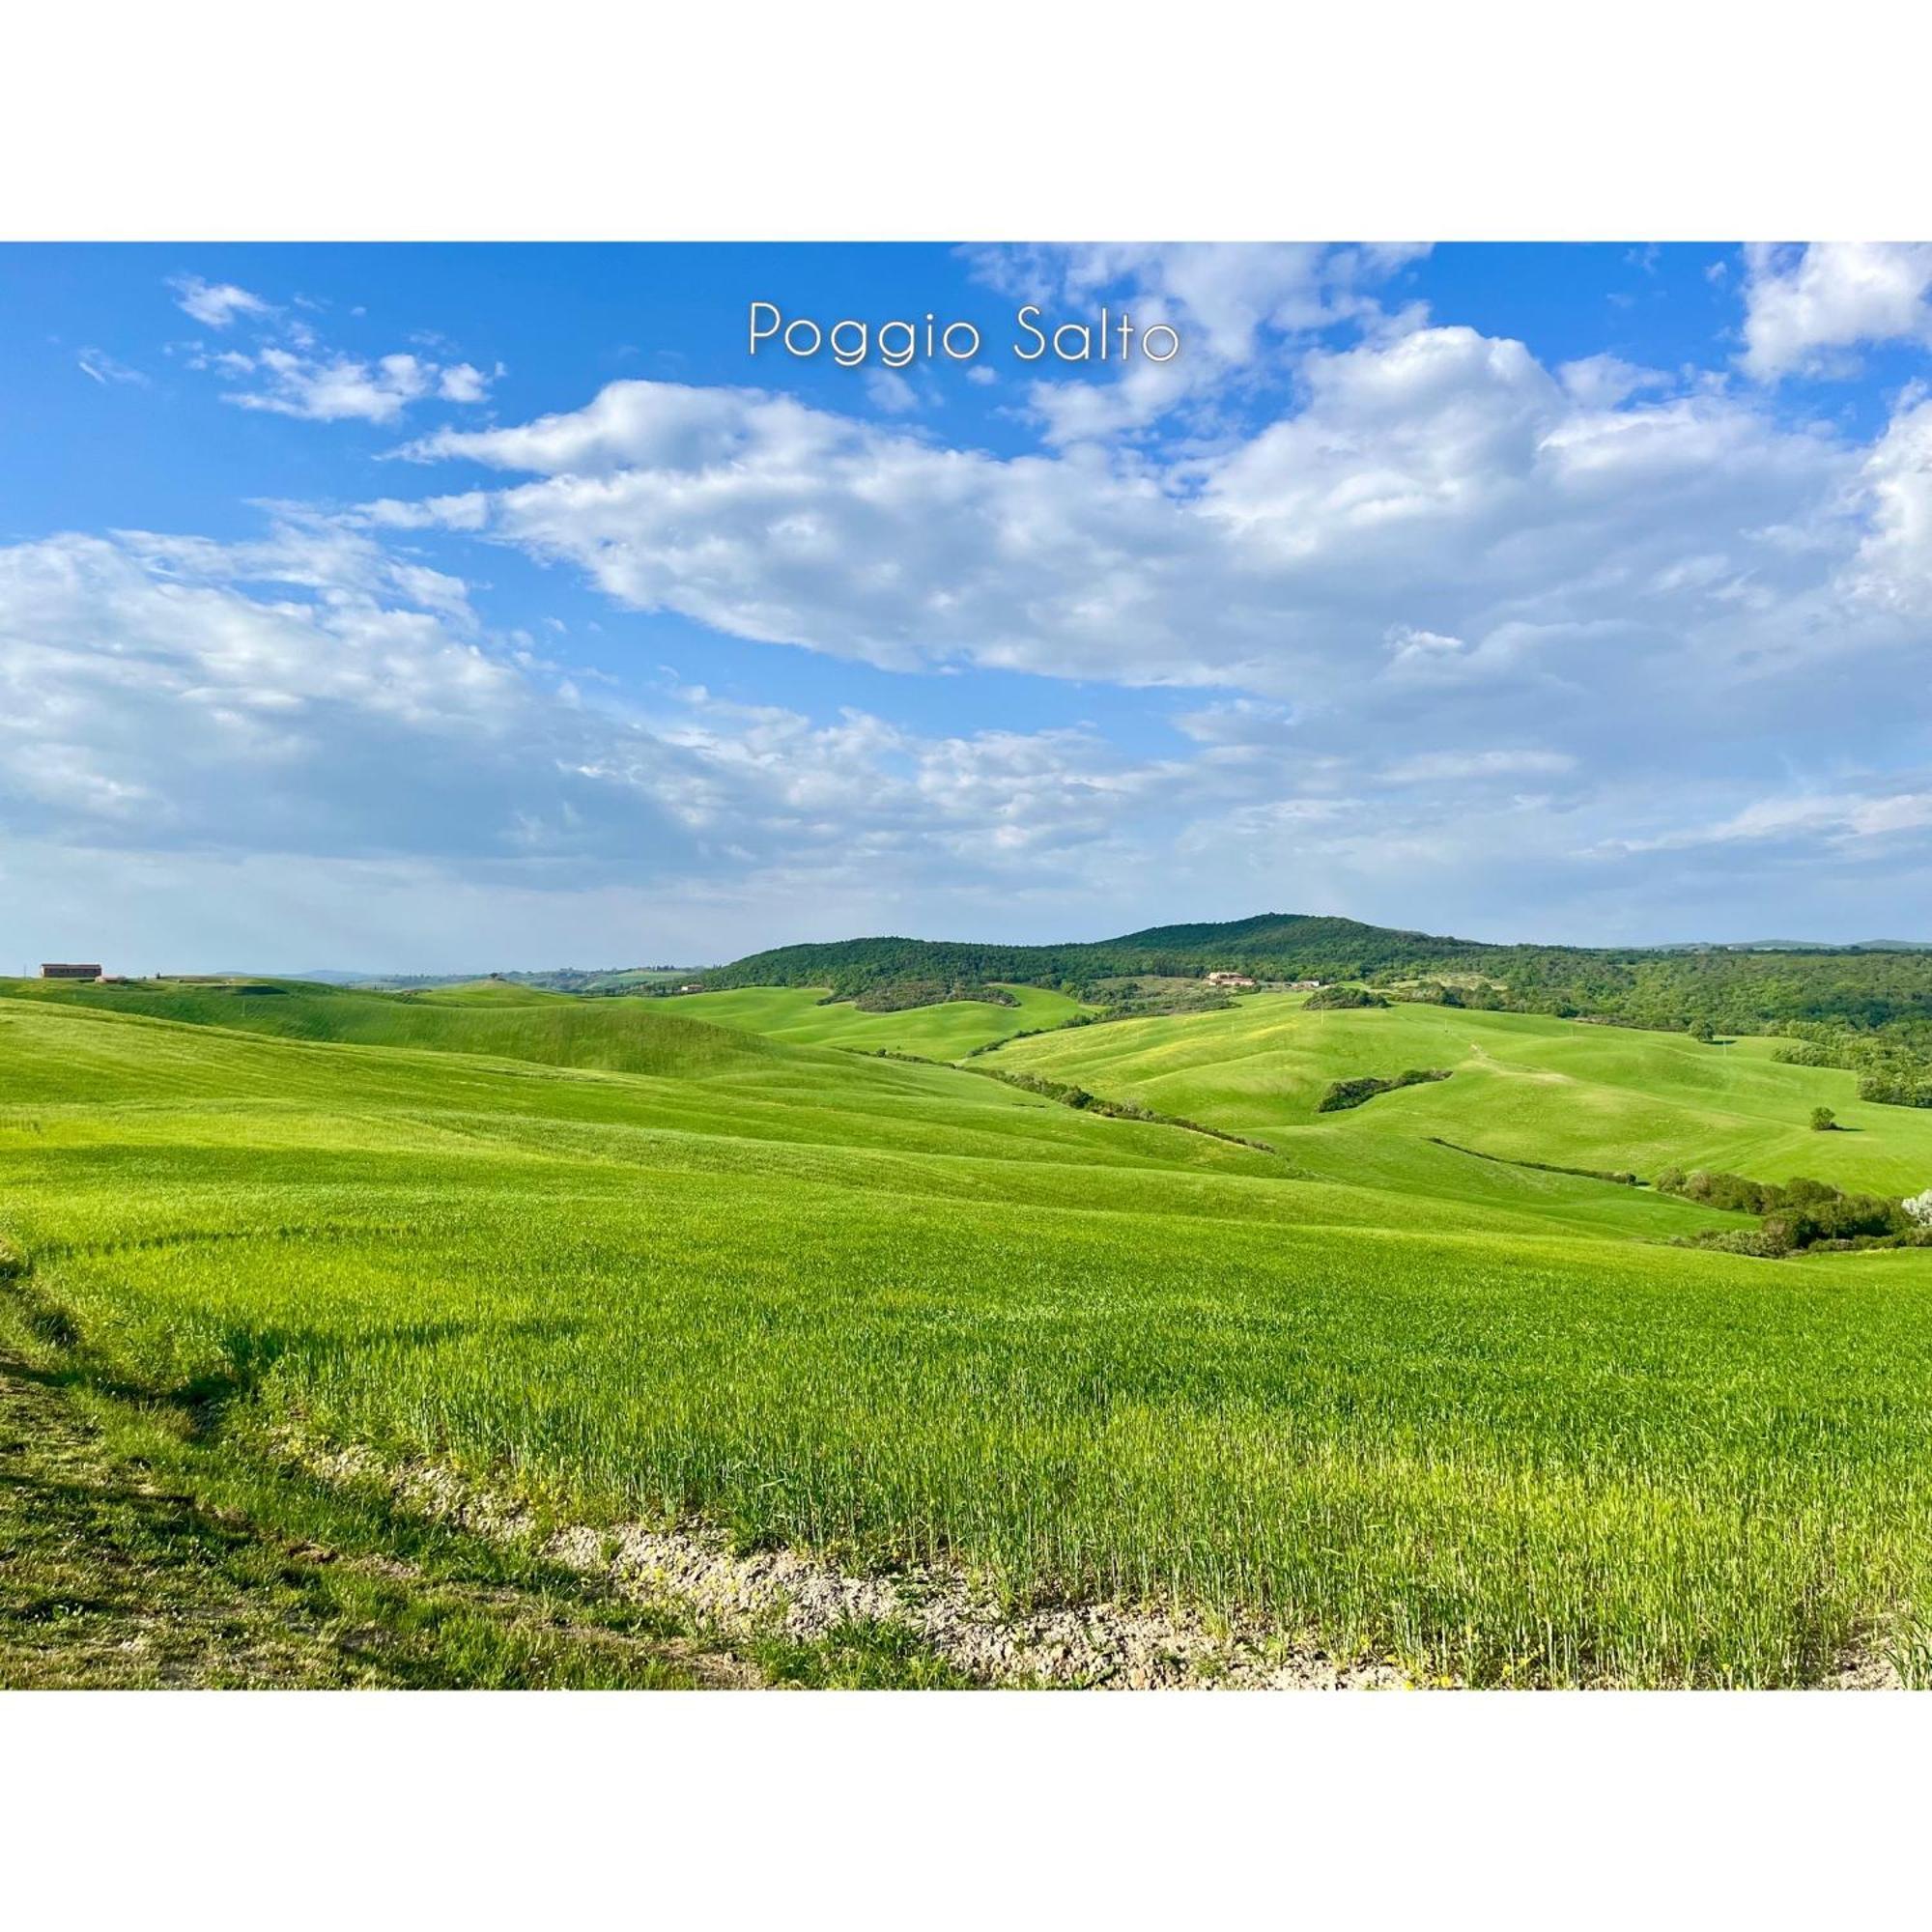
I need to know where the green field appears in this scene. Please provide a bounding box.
[991,993,1932,1196]
[667,981,1094,1056]
[6,976,1932,1686]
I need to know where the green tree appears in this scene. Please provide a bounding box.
[1810,1106,1837,1132]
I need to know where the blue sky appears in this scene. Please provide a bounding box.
[5,241,1932,970]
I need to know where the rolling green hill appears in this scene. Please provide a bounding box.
[667,982,1094,1057]
[989,992,1932,1197]
[706,912,1932,1039]
[1,975,781,1081]
[8,972,1932,1686]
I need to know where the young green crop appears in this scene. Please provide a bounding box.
[6,984,1932,1687]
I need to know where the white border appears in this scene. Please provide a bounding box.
[3,1,1930,240]
[5,2,1930,1916]
[2,1690,1925,1923]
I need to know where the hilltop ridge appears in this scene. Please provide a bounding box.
[700,913,1932,1038]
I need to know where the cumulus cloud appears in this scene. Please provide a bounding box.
[14,508,1932,961]
[337,317,1932,943]
[969,242,1427,444]
[170,274,501,424]
[437,362,493,404]
[0,525,1298,899]
[386,324,1863,723]
[1847,388,1932,613]
[217,348,500,424]
[169,274,270,328]
[863,369,920,414]
[1740,242,1932,380]
[24,256,1932,959]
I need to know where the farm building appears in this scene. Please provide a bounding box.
[41,962,102,980]
[1205,971,1257,989]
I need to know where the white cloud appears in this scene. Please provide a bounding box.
[1604,790,1932,854]
[169,274,270,328]
[1847,388,1932,613]
[1740,242,1932,381]
[0,526,1282,898]
[26,260,1932,958]
[1558,355,1668,409]
[77,348,149,387]
[1173,698,1297,746]
[863,369,919,414]
[437,361,493,403]
[225,348,461,424]
[971,242,1427,445]
[1381,749,1576,783]
[12,509,1932,963]
[171,276,501,424]
[386,325,1860,721]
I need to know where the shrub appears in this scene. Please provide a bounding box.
[1674,1228,1793,1259]
[1809,1106,1838,1132]
[1858,1072,1932,1107]
[1304,983,1389,1010]
[1660,1169,1775,1214]
[1316,1068,1451,1113]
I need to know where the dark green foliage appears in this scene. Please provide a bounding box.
[1774,1022,1932,1106]
[1304,983,1390,1010]
[847,980,1016,1013]
[1858,1072,1932,1107]
[704,915,1477,1000]
[1401,979,1507,1010]
[1763,1194,1909,1250]
[1317,1068,1451,1113]
[1659,1168,1911,1254]
[1810,1106,1838,1131]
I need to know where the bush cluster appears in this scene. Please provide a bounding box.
[1658,1167,1919,1255]
[1317,1068,1450,1113]
[1304,984,1389,1011]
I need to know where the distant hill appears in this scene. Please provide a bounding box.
[4,975,778,1080]
[703,913,1932,1039]
[285,967,709,995]
[705,913,1542,1000]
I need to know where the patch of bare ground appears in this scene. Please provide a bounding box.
[298,1441,1419,1690]
[1831,1650,1906,1690]
[558,1521,1415,1690]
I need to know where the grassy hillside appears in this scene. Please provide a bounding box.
[7,979,1932,1686]
[991,994,1932,1196]
[668,982,1093,1057]
[0,976,781,1081]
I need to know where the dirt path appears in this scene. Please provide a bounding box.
[0,1343,749,1690]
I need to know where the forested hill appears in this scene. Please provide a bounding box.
[705,914,1932,1038]
[703,913,1504,999]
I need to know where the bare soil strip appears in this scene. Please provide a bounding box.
[311,1445,1419,1690]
